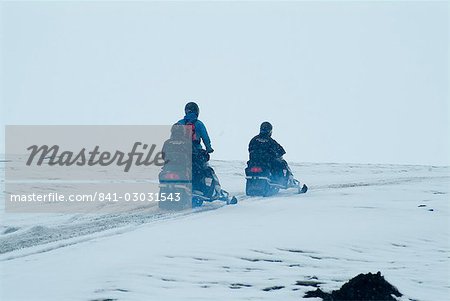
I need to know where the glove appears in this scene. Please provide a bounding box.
[206,147,214,154]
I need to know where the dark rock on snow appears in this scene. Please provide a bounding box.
[304,271,402,301]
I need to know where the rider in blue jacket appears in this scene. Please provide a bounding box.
[177,102,214,154]
[175,102,221,198]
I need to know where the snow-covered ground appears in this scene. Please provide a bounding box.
[1,160,449,301]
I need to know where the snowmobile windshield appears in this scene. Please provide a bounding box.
[170,125,185,139]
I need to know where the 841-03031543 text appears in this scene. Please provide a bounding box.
[8,192,182,203]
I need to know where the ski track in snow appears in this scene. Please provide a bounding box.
[1,161,449,301]
[2,172,443,259]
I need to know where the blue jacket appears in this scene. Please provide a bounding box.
[177,112,212,152]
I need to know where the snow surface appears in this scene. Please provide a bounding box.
[1,160,449,301]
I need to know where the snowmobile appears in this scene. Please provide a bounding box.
[245,160,308,197]
[159,151,237,210]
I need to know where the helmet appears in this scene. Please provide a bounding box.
[260,121,273,136]
[184,102,199,117]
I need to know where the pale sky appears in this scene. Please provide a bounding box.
[1,1,449,165]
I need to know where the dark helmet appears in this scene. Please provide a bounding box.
[260,121,273,136]
[184,102,199,117]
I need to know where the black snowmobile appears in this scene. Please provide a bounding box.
[159,150,237,210]
[245,159,308,197]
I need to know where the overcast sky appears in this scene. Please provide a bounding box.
[1,1,448,165]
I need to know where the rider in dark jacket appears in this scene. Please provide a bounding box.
[248,122,292,184]
[249,122,285,162]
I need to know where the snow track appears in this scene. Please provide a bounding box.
[0,203,228,260]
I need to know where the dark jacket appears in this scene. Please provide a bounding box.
[248,133,286,162]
